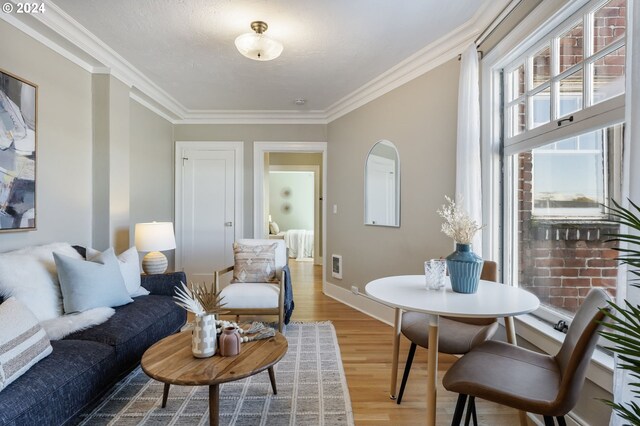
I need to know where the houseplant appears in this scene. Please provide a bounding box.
[599,199,640,424]
[437,196,484,293]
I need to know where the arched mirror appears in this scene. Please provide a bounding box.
[365,140,400,227]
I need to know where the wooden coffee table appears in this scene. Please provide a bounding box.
[141,330,288,426]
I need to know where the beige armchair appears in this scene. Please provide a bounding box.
[214,239,287,332]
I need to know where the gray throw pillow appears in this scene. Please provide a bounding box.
[54,248,133,313]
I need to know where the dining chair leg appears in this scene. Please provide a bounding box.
[464,396,477,426]
[556,416,567,426]
[543,416,556,426]
[396,343,417,405]
[451,394,468,426]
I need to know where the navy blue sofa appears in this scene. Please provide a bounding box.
[0,272,187,426]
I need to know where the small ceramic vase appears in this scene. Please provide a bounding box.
[192,314,216,358]
[446,243,484,294]
[219,326,242,357]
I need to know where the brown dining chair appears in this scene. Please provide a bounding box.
[396,261,499,405]
[443,288,610,426]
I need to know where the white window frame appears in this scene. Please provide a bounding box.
[482,0,626,325]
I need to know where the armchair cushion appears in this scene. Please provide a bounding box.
[219,283,279,309]
[231,242,279,284]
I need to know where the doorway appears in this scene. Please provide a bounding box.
[253,142,327,279]
[269,165,320,263]
[174,141,243,282]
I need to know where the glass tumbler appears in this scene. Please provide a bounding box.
[424,259,447,290]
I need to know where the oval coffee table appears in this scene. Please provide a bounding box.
[141,330,288,426]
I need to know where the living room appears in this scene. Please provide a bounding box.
[1,0,639,425]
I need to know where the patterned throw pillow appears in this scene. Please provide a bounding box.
[0,297,53,392]
[231,243,279,283]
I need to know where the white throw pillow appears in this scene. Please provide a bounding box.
[0,297,53,392]
[86,247,148,297]
[0,243,82,321]
[54,248,133,314]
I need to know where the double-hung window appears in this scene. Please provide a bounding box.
[499,0,626,321]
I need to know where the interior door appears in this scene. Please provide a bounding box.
[179,149,235,283]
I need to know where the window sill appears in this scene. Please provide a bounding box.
[500,313,614,393]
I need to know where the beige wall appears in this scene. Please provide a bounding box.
[129,100,175,266]
[0,20,93,251]
[92,74,131,253]
[173,124,327,238]
[326,59,460,290]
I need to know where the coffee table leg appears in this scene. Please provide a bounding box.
[161,383,170,408]
[209,384,219,426]
[268,366,278,394]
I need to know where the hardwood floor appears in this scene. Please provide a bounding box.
[285,260,522,426]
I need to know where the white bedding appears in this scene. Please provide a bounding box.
[283,229,314,259]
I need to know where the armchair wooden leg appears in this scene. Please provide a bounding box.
[543,416,555,426]
[556,416,566,426]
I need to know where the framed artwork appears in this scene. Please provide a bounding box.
[0,69,37,232]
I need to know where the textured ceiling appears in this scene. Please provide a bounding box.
[52,0,487,111]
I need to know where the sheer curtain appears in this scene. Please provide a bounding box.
[456,43,482,256]
[611,1,639,425]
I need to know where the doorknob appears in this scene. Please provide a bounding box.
[225,222,233,227]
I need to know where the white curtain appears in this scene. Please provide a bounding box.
[611,1,639,424]
[456,43,483,256]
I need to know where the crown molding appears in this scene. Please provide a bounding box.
[179,110,328,125]
[5,0,509,125]
[324,0,509,123]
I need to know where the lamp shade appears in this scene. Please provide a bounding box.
[135,222,176,252]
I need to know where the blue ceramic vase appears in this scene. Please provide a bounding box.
[446,243,484,294]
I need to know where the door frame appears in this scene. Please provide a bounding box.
[253,141,327,270]
[174,141,244,272]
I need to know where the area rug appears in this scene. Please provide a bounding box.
[78,321,354,426]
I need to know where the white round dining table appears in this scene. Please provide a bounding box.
[365,275,540,426]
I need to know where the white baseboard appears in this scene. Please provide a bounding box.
[323,280,395,325]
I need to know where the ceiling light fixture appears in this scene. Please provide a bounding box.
[234,21,283,61]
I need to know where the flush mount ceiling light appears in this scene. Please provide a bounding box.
[235,21,283,61]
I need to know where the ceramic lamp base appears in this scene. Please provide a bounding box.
[142,251,168,274]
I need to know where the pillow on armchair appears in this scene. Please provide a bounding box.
[231,242,279,283]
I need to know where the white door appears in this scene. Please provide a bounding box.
[178,149,235,283]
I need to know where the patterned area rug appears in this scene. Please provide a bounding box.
[78,322,354,426]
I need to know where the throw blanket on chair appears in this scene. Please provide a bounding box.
[283,265,294,324]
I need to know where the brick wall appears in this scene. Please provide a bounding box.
[517,153,618,314]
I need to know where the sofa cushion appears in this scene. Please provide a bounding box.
[54,248,133,313]
[64,295,186,368]
[0,339,116,426]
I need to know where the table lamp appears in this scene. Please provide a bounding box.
[135,222,176,274]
